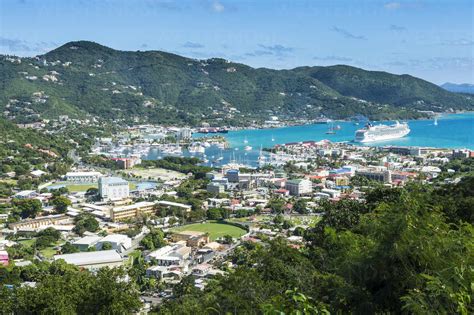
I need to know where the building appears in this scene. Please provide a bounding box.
[320,189,341,199]
[356,169,392,183]
[110,157,141,169]
[9,214,71,231]
[177,128,192,140]
[13,190,38,199]
[54,250,123,271]
[225,169,240,183]
[95,234,132,253]
[99,177,130,201]
[66,171,102,183]
[146,243,191,266]
[170,231,209,247]
[207,183,224,194]
[452,149,471,159]
[0,250,8,266]
[110,201,155,222]
[73,236,102,251]
[157,201,192,212]
[285,179,313,196]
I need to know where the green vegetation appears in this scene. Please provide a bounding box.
[171,221,247,241]
[140,228,166,250]
[158,177,474,314]
[0,261,142,314]
[141,156,211,179]
[72,213,99,236]
[1,41,472,126]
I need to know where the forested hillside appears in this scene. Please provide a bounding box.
[1,41,472,126]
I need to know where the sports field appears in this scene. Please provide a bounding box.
[171,221,247,241]
[47,182,136,192]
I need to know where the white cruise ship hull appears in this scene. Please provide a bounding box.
[354,122,410,143]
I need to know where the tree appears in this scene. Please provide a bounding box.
[222,234,234,244]
[268,197,285,214]
[101,242,112,250]
[73,214,99,236]
[51,196,71,214]
[207,208,223,220]
[293,199,308,214]
[61,242,79,254]
[13,199,42,219]
[140,228,165,250]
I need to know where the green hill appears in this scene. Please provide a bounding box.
[1,41,472,126]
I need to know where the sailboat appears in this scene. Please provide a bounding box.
[434,117,438,126]
[325,120,336,134]
[243,137,248,144]
[271,134,275,142]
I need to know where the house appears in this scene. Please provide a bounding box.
[13,190,38,199]
[30,170,46,177]
[53,250,123,270]
[285,179,312,196]
[0,250,9,266]
[95,234,132,253]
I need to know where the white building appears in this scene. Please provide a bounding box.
[177,128,192,140]
[145,243,191,266]
[99,177,129,201]
[95,234,132,253]
[54,250,123,270]
[66,171,102,183]
[285,179,312,196]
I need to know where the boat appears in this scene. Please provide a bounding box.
[354,121,410,142]
[243,137,248,144]
[434,117,438,126]
[244,145,252,151]
[325,120,337,134]
[188,145,206,154]
[271,135,275,142]
[334,124,341,130]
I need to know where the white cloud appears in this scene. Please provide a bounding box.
[212,1,225,12]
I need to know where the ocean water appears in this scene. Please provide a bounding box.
[147,113,473,167]
[221,113,474,150]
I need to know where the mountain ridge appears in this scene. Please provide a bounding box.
[441,82,474,95]
[1,40,472,126]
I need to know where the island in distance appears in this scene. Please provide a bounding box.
[1,40,473,127]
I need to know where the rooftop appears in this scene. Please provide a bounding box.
[54,250,122,266]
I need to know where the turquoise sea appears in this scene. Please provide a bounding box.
[189,113,473,167]
[221,113,474,150]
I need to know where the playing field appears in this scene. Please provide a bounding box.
[171,221,247,241]
[47,182,136,192]
[128,167,186,181]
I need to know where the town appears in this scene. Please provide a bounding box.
[1,116,473,312]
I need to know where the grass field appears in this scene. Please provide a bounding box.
[18,239,61,258]
[128,167,186,181]
[47,182,137,192]
[171,221,247,241]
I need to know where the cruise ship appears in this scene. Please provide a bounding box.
[354,121,410,142]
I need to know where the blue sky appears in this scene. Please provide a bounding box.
[1,0,472,84]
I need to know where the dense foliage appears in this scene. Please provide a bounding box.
[0,261,142,314]
[158,177,474,314]
[1,41,472,126]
